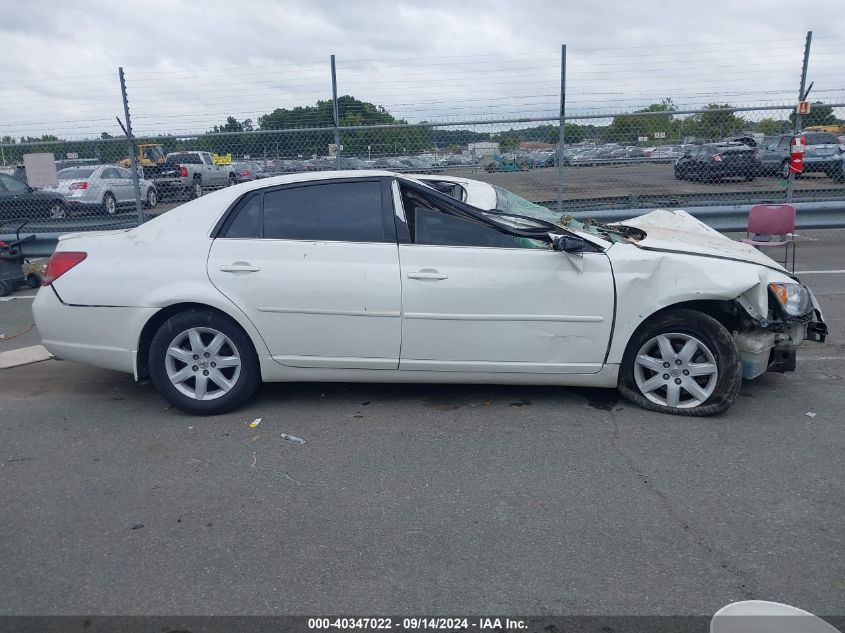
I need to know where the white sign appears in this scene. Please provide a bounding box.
[638,136,649,142]
[653,131,666,139]
[22,152,58,188]
[328,143,344,156]
[66,152,79,159]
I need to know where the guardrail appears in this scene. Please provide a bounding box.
[3,201,845,259]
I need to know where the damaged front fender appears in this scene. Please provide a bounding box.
[605,244,794,364]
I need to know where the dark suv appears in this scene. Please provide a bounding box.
[674,142,760,182]
[759,132,845,181]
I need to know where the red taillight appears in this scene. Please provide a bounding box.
[41,251,87,286]
[69,181,88,190]
[179,166,188,177]
[241,170,251,177]
[712,153,723,162]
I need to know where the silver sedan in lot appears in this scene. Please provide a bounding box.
[48,165,158,215]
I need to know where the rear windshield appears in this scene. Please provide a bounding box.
[804,133,839,145]
[166,153,202,164]
[58,167,96,179]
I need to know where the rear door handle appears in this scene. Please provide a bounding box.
[220,263,260,273]
[407,270,448,280]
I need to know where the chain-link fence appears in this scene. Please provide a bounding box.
[3,35,845,241]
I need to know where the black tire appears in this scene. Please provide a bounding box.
[145,187,158,209]
[102,192,117,215]
[192,177,203,199]
[0,280,10,297]
[618,309,742,417]
[49,200,66,219]
[26,274,41,289]
[780,160,790,179]
[149,308,260,415]
[829,164,845,183]
[228,174,237,186]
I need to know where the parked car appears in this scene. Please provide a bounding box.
[47,165,158,214]
[0,173,67,221]
[758,132,845,181]
[229,161,266,184]
[33,170,826,417]
[154,151,233,199]
[674,142,760,182]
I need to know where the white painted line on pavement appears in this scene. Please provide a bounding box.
[0,345,52,369]
[798,356,845,362]
[796,270,845,275]
[0,296,35,301]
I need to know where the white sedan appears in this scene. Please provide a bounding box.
[33,171,827,416]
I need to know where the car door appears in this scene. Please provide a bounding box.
[762,136,789,173]
[114,167,136,202]
[202,152,225,186]
[394,180,614,374]
[207,177,402,369]
[100,167,124,203]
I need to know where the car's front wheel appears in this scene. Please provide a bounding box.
[145,186,158,209]
[149,309,260,415]
[618,309,742,416]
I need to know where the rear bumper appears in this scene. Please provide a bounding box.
[32,285,156,375]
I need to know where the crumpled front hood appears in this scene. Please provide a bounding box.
[617,209,787,272]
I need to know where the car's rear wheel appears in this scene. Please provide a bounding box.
[618,309,741,416]
[145,187,158,209]
[102,193,117,215]
[192,178,203,198]
[149,309,260,415]
[780,160,790,179]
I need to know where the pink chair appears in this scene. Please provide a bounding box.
[741,204,796,272]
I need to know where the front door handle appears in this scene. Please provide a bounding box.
[220,263,260,273]
[407,270,448,280]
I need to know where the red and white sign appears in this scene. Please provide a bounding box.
[797,101,811,115]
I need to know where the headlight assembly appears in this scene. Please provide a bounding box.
[769,283,811,316]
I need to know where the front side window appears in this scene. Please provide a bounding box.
[401,185,547,249]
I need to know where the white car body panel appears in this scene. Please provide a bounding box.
[397,244,613,373]
[32,170,816,398]
[208,238,402,369]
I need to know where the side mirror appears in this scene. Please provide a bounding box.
[553,234,585,254]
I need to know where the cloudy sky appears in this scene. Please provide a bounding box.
[2,0,845,140]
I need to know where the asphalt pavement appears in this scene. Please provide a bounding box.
[0,230,843,616]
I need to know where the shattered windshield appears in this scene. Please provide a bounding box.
[492,185,634,243]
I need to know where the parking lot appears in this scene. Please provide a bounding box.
[1,226,843,615]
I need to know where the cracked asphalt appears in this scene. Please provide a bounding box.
[0,230,843,616]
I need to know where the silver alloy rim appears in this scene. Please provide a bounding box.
[105,195,116,214]
[781,161,790,179]
[194,182,202,197]
[50,202,65,219]
[165,327,242,401]
[633,333,718,409]
[148,188,157,207]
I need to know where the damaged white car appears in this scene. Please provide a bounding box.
[33,171,827,416]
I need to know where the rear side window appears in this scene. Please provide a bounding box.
[262,181,386,242]
[223,195,261,238]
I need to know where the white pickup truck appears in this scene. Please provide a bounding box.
[153,151,232,199]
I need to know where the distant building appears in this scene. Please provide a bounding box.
[467,141,500,160]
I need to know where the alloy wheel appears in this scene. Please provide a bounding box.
[633,333,718,408]
[165,327,242,401]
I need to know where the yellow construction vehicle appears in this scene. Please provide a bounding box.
[119,143,166,170]
[804,125,845,135]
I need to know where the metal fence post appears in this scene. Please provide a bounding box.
[556,44,567,215]
[118,67,145,223]
[331,54,341,168]
[786,31,813,205]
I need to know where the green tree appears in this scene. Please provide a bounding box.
[686,104,747,140]
[788,102,842,128]
[601,99,677,144]
[755,118,788,135]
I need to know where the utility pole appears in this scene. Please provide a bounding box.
[331,54,341,168]
[786,31,813,204]
[118,67,145,223]
[556,44,567,215]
